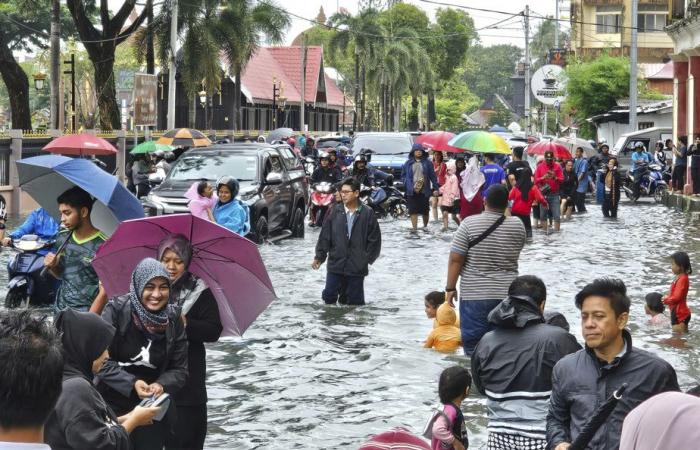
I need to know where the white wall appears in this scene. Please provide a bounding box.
[595,110,672,144]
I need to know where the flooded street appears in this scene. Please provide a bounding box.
[1,201,698,449]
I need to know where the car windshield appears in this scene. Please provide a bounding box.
[168,153,257,181]
[352,135,412,155]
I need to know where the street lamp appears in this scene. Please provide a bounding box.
[198,90,207,107]
[33,72,47,91]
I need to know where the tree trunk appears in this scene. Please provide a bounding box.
[410,95,419,130]
[394,96,400,131]
[427,91,436,131]
[389,89,395,131]
[353,53,359,131]
[146,1,154,75]
[0,33,32,130]
[93,55,121,130]
[360,66,366,131]
[234,67,242,131]
[188,95,196,128]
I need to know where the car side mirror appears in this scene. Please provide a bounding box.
[265,172,283,185]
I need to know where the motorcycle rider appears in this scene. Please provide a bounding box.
[1,207,59,255]
[326,148,347,173]
[338,146,353,168]
[301,136,318,160]
[631,141,654,199]
[311,152,342,185]
[351,150,392,187]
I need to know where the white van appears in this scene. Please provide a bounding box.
[611,127,672,170]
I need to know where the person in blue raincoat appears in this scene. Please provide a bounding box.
[401,143,439,233]
[1,207,59,255]
[573,147,589,213]
[213,177,250,236]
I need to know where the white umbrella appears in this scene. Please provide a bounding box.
[554,136,596,158]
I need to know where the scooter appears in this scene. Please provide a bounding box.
[5,235,59,309]
[309,182,335,227]
[360,181,407,219]
[623,162,668,203]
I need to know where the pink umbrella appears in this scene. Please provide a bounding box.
[92,214,276,336]
[358,427,430,450]
[44,133,118,156]
[415,131,462,153]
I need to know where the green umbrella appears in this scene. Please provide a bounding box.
[448,131,512,154]
[130,141,174,155]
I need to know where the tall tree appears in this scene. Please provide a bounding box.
[530,17,569,70]
[463,44,523,102]
[66,0,150,130]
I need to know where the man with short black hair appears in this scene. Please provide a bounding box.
[445,185,526,355]
[547,278,679,450]
[506,147,531,186]
[313,178,382,305]
[472,276,580,450]
[0,310,63,449]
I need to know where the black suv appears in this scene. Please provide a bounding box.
[142,143,309,243]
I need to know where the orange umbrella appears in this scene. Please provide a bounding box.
[156,128,211,147]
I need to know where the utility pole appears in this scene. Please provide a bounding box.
[167,0,178,130]
[629,0,638,132]
[554,0,559,48]
[300,33,307,132]
[63,54,76,132]
[524,5,531,136]
[50,0,60,130]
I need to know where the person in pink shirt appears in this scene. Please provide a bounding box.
[644,293,671,328]
[431,366,470,450]
[439,161,461,231]
[185,181,217,221]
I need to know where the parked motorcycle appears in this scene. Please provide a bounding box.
[622,162,668,203]
[360,181,407,219]
[309,182,336,227]
[5,235,59,309]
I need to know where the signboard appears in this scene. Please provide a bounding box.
[548,48,568,67]
[531,64,567,106]
[133,73,157,126]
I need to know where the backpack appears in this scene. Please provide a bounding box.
[422,405,451,440]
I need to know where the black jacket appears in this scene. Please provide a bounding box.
[175,286,222,406]
[471,296,581,440]
[315,203,381,277]
[97,296,189,409]
[546,330,679,450]
[311,166,342,185]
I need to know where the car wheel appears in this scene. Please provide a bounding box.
[291,206,305,238]
[254,215,269,244]
[5,287,27,309]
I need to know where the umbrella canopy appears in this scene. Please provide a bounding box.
[43,133,118,156]
[448,131,512,154]
[554,136,597,158]
[268,127,294,143]
[527,141,573,160]
[156,128,211,147]
[130,141,174,155]
[16,155,144,235]
[415,131,462,153]
[92,214,276,336]
[358,427,430,450]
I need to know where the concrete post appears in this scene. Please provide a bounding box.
[8,130,22,215]
[116,130,127,185]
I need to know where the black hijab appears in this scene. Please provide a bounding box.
[55,309,115,381]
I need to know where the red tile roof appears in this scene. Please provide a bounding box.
[239,46,350,110]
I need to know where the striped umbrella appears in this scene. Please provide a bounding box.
[130,141,174,155]
[448,131,511,154]
[156,128,211,147]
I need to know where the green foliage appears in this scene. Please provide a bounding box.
[433,69,480,131]
[431,8,476,81]
[435,98,464,131]
[488,100,512,127]
[530,17,569,70]
[463,44,522,101]
[378,3,429,35]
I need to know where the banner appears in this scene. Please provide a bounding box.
[133,73,157,126]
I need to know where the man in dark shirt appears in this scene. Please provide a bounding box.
[672,136,688,194]
[506,147,531,186]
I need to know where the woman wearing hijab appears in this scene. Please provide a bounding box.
[158,235,222,450]
[45,310,160,450]
[459,155,485,219]
[212,176,250,236]
[97,258,188,450]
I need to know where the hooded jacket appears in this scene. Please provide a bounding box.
[424,303,461,352]
[185,182,217,221]
[439,162,460,207]
[401,148,439,198]
[8,207,59,241]
[471,296,580,441]
[620,392,700,450]
[213,199,250,236]
[315,202,381,277]
[45,309,130,450]
[547,330,679,450]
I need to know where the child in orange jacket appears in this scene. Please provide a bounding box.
[663,251,692,333]
[425,302,462,353]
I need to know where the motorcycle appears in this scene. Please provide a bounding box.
[309,182,336,227]
[303,157,316,178]
[5,235,59,309]
[360,181,407,219]
[622,162,668,203]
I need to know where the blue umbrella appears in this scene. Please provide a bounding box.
[16,155,144,236]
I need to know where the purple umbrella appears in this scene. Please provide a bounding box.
[92,214,275,336]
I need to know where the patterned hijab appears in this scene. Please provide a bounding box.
[129,258,171,337]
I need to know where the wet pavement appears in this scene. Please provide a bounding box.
[1,199,699,449]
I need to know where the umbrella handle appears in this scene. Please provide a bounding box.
[40,231,73,278]
[613,383,628,400]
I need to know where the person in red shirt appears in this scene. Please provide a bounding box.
[534,150,565,233]
[663,251,692,333]
[508,168,547,238]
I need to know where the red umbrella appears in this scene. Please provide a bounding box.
[43,133,118,156]
[358,427,430,450]
[415,131,463,153]
[527,141,573,160]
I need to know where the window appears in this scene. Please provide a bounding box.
[278,148,300,170]
[637,13,667,32]
[638,122,654,130]
[596,6,622,34]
